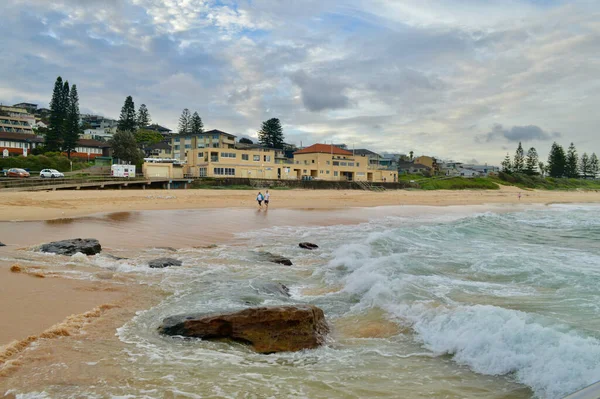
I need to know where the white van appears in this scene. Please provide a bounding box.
[111,165,136,178]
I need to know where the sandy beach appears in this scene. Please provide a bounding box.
[2,187,600,396]
[1,186,600,221]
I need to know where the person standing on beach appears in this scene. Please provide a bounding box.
[264,190,270,208]
[257,192,264,208]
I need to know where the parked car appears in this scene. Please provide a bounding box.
[7,168,30,178]
[40,169,65,178]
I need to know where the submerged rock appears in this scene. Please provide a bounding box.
[258,251,293,266]
[159,305,328,353]
[39,238,102,256]
[299,242,319,250]
[256,282,291,298]
[148,257,182,268]
[105,254,128,261]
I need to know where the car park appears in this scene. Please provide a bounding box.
[40,169,65,178]
[6,168,30,178]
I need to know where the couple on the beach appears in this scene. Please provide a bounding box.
[256,190,270,208]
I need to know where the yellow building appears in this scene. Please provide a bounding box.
[0,115,34,134]
[171,129,236,160]
[414,156,439,174]
[293,144,397,182]
[184,146,296,179]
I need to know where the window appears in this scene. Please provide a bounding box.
[326,161,330,165]
[198,152,204,158]
[264,155,271,162]
[311,159,315,163]
[214,167,235,176]
[348,162,355,167]
[303,169,307,173]
[185,144,191,149]
[333,161,339,166]
[326,170,330,174]
[253,155,260,161]
[357,163,360,167]
[220,152,236,158]
[197,143,205,148]
[174,138,180,143]
[242,154,249,161]
[213,135,219,139]
[174,145,180,150]
[334,171,339,176]
[357,172,365,176]
[320,170,323,174]
[199,168,207,177]
[212,143,219,148]
[296,161,299,164]
[340,162,347,166]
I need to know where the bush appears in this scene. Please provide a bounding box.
[418,177,500,190]
[495,172,600,190]
[0,153,92,172]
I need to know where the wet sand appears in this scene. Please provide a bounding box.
[1,186,600,221]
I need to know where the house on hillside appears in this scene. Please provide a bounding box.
[0,132,44,156]
[398,161,432,175]
[171,129,236,160]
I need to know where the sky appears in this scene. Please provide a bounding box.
[1,0,599,164]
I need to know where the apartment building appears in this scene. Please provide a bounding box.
[171,129,236,160]
[0,115,34,134]
[293,144,397,182]
[0,132,43,156]
[184,145,294,179]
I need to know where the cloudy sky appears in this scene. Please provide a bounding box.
[2,0,599,164]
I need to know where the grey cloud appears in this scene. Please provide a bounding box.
[291,70,350,112]
[477,124,561,143]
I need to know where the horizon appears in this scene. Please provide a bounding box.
[2,0,599,165]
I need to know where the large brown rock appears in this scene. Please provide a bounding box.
[159,305,329,353]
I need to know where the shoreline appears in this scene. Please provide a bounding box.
[1,186,600,222]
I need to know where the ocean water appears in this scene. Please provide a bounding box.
[3,204,600,399]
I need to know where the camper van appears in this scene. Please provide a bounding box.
[111,165,136,178]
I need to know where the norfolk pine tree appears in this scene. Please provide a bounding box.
[47,77,65,152]
[579,153,591,178]
[178,109,191,134]
[525,147,538,175]
[590,153,599,178]
[63,84,81,158]
[501,153,512,173]
[137,104,151,128]
[191,112,204,134]
[258,118,284,149]
[547,142,567,178]
[565,142,579,178]
[117,96,137,132]
[513,142,525,173]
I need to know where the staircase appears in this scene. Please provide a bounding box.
[355,180,386,192]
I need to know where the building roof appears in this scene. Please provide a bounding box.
[353,149,382,157]
[146,124,172,133]
[294,143,353,156]
[146,142,171,150]
[77,139,111,148]
[0,132,44,142]
[13,103,37,107]
[204,129,236,138]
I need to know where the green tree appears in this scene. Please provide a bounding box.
[409,151,414,160]
[258,118,284,148]
[239,137,253,144]
[110,130,143,164]
[547,142,567,178]
[565,142,579,178]
[134,128,163,148]
[117,96,137,132]
[47,77,65,152]
[137,104,151,128]
[63,84,80,158]
[513,142,525,173]
[178,108,191,134]
[525,147,538,175]
[579,153,591,179]
[590,153,599,178]
[501,153,512,173]
[538,161,545,178]
[190,111,203,134]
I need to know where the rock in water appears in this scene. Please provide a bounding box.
[148,258,182,268]
[0,242,5,247]
[159,305,329,353]
[256,282,291,298]
[258,251,293,266]
[39,238,101,256]
[299,242,319,250]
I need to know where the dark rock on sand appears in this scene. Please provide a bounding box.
[159,305,328,353]
[148,257,182,268]
[258,251,293,266]
[299,242,319,250]
[39,238,102,256]
[0,242,5,247]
